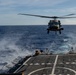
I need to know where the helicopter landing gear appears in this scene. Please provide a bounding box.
[47,29,49,34]
[59,30,61,34]
[59,28,64,34]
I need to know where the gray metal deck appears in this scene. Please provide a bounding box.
[14,54,76,75]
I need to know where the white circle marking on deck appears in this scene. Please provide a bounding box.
[28,66,76,75]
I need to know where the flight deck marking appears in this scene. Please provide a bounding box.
[71,62,76,64]
[66,62,69,64]
[47,63,51,65]
[41,63,45,65]
[14,57,32,73]
[34,63,39,65]
[51,55,58,75]
[30,63,33,65]
[57,67,76,74]
[28,66,76,75]
[23,57,32,65]
[24,63,52,65]
[28,67,52,75]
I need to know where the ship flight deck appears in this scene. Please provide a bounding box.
[14,54,76,75]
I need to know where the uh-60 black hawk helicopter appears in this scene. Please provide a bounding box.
[19,13,76,34]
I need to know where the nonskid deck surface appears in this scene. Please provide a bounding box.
[14,54,76,75]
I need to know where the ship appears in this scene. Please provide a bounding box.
[0,49,76,75]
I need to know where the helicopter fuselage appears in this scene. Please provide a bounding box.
[47,20,63,34]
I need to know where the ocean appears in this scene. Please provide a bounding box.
[0,25,76,72]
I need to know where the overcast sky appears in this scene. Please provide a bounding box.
[0,0,76,25]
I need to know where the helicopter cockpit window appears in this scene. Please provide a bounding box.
[48,20,59,26]
[53,20,59,25]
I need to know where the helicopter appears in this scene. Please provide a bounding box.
[18,13,76,34]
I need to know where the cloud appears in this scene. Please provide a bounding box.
[0,0,76,25]
[0,0,70,14]
[58,7,76,14]
[30,0,68,7]
[15,0,69,8]
[0,0,14,6]
[0,0,68,7]
[62,19,76,25]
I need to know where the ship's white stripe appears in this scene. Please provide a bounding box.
[23,57,32,65]
[14,57,32,73]
[51,55,58,75]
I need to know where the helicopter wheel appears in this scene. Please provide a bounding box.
[59,30,61,34]
[47,30,49,34]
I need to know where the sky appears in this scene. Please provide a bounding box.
[0,0,76,25]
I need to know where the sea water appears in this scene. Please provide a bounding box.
[0,25,76,72]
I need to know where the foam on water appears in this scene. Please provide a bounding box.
[0,25,76,72]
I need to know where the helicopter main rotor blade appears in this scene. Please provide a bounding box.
[18,13,58,18]
[62,13,76,16]
[18,13,76,19]
[58,17,76,19]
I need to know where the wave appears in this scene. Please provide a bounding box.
[0,25,76,72]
